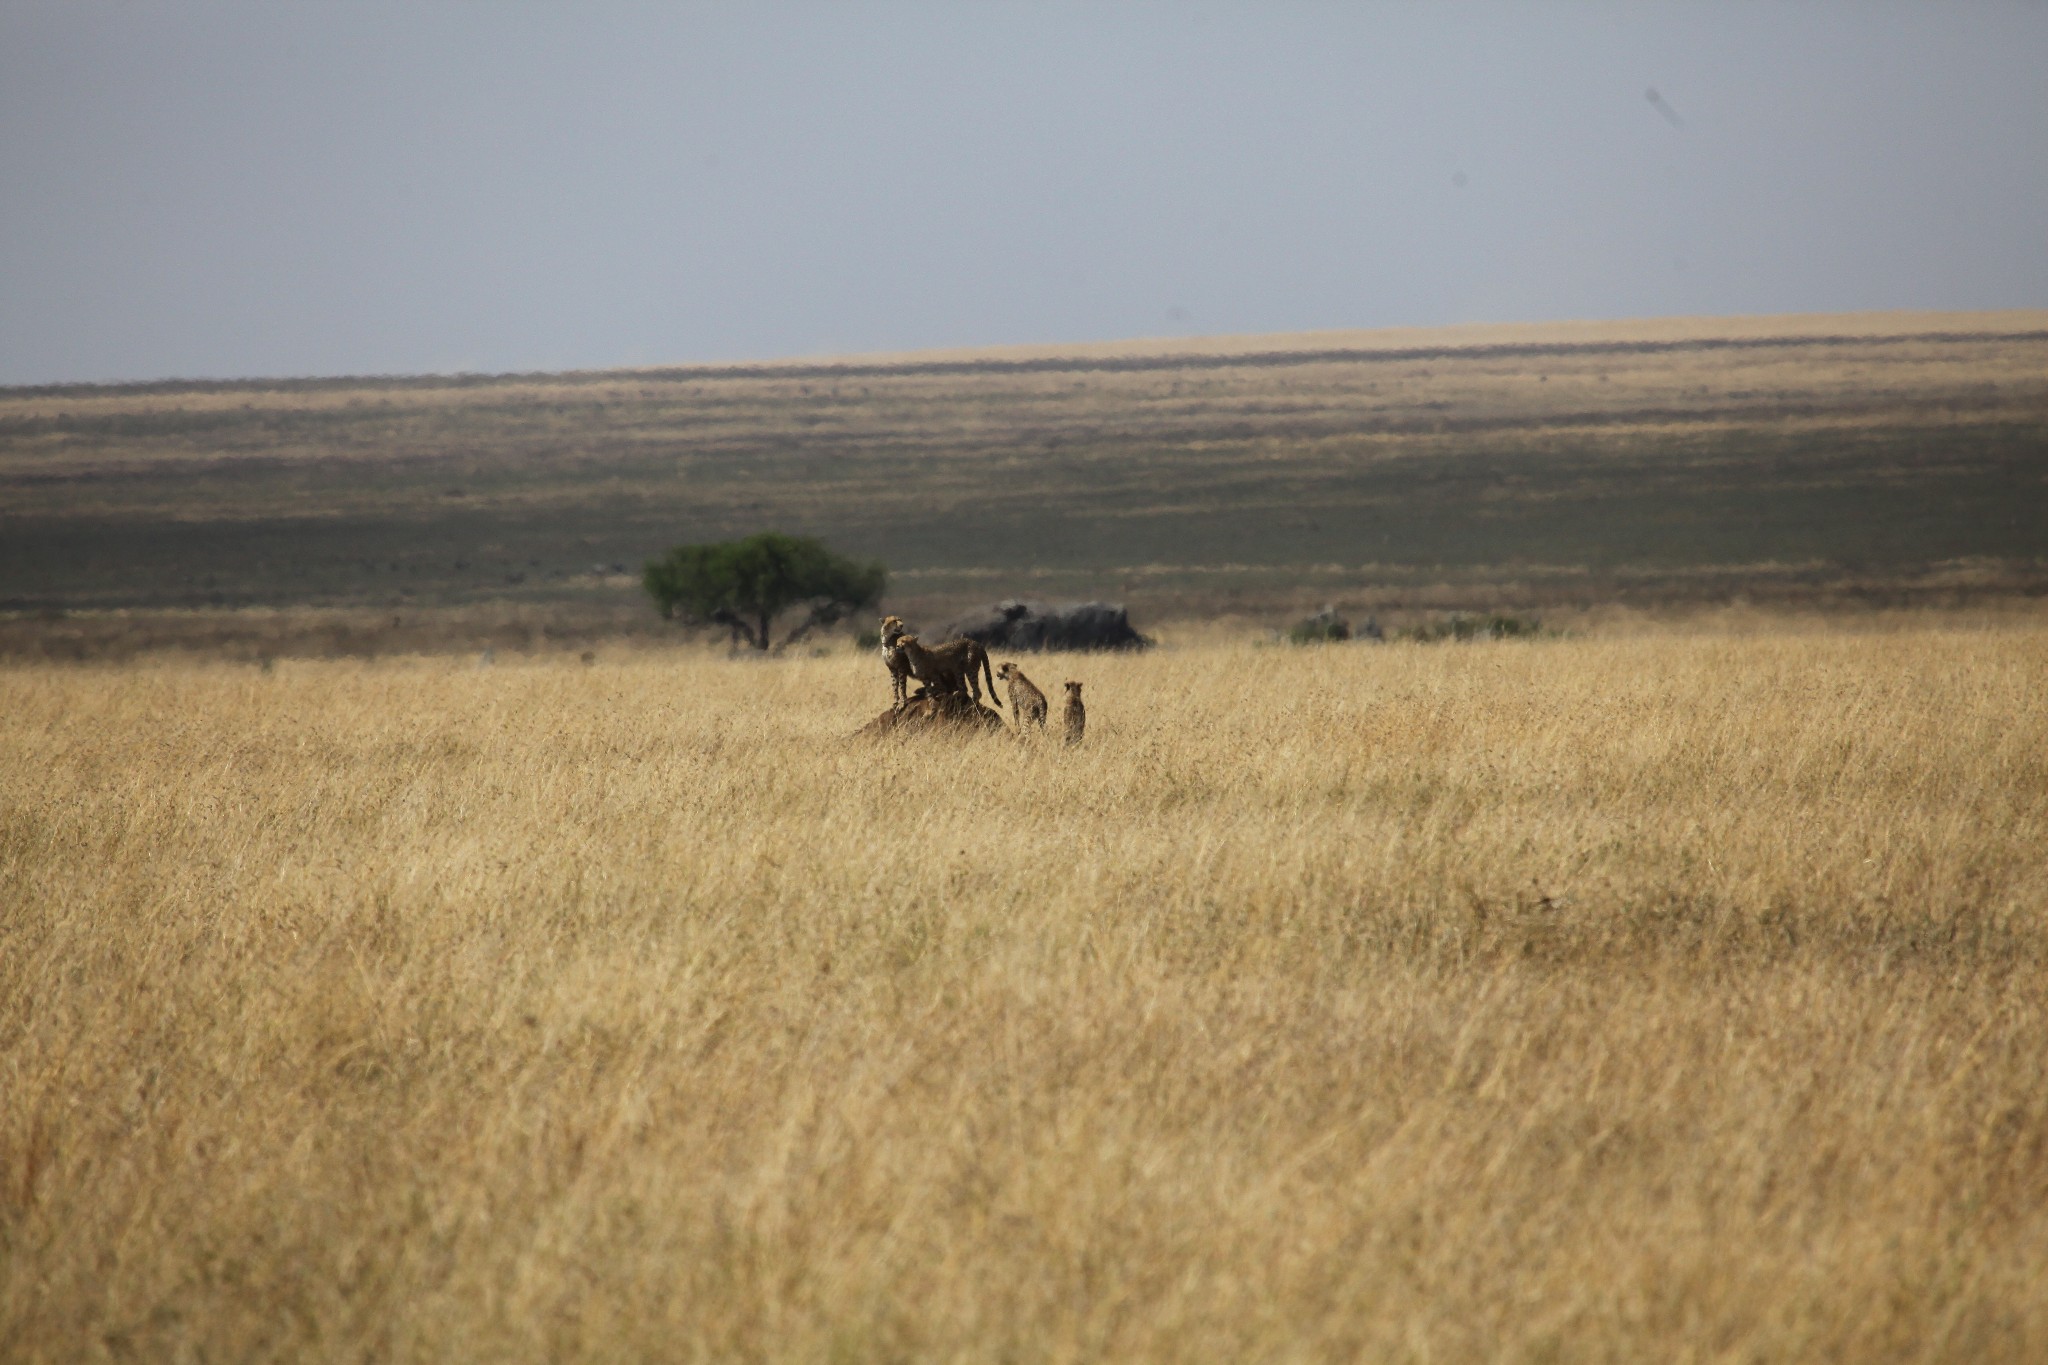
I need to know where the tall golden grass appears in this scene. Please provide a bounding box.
[4,621,2047,1361]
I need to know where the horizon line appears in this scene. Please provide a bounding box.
[8,306,2048,398]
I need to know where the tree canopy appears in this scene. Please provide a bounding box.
[642,532,886,652]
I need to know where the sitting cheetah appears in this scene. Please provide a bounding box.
[995,662,1048,730]
[1062,681,1085,746]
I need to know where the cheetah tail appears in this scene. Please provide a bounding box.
[982,653,1001,708]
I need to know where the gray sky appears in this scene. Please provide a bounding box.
[4,2,2046,386]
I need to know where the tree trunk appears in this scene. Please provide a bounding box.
[708,608,762,651]
[756,611,773,650]
[776,606,830,653]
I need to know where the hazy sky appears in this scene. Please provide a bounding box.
[4,2,2046,385]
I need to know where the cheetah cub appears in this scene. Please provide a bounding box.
[1061,680,1085,746]
[995,662,1048,730]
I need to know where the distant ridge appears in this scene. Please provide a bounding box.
[8,309,2047,398]
[784,309,2048,370]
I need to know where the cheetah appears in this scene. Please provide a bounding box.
[1061,680,1085,746]
[995,662,1048,730]
[890,632,1000,710]
[878,615,915,708]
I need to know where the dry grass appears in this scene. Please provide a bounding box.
[4,620,2048,1362]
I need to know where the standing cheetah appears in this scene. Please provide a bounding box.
[890,632,999,710]
[878,615,915,708]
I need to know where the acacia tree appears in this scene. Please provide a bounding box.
[642,532,886,652]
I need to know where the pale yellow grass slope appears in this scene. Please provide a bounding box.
[793,306,2048,369]
[13,308,2043,423]
[4,625,2047,1362]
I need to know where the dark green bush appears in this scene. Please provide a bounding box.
[1286,607,1353,645]
[643,532,885,652]
[1400,612,1544,643]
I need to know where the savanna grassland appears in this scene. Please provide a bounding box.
[6,619,2048,1362]
[5,310,2047,662]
